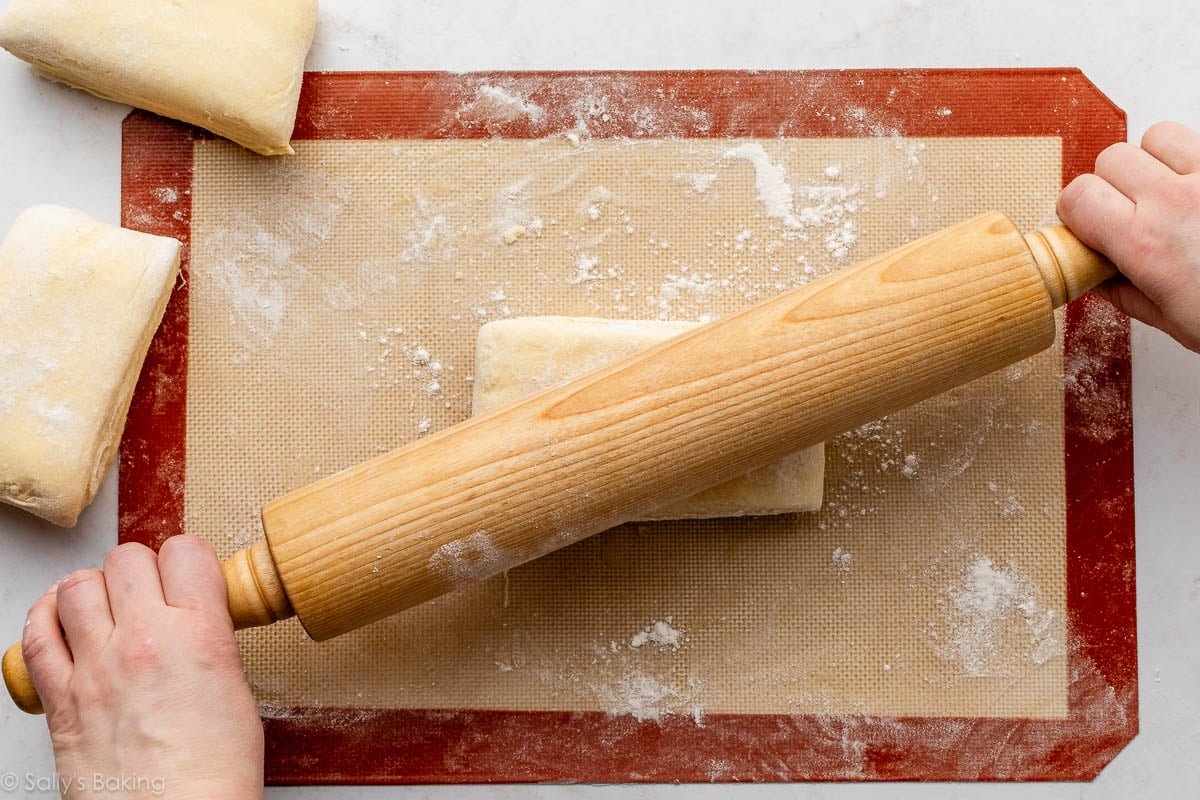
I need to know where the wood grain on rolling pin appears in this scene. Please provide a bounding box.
[261,213,1103,642]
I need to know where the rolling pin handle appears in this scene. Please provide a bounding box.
[1025,225,1118,309]
[3,640,41,715]
[223,539,296,630]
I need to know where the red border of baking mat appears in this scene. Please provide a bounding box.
[118,70,1134,783]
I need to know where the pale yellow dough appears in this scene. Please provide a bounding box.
[0,0,319,156]
[473,316,825,520]
[0,206,181,527]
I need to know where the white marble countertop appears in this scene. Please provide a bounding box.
[1,1,1198,797]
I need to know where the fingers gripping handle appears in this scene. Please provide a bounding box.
[3,540,293,715]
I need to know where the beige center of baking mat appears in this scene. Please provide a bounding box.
[187,135,1065,719]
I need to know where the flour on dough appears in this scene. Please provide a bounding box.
[0,206,181,526]
[0,0,318,156]
[472,316,824,519]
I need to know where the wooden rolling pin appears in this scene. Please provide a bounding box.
[4,212,1114,714]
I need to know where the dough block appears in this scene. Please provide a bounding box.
[0,206,181,527]
[473,316,825,519]
[0,0,319,156]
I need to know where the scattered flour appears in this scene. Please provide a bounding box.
[569,253,602,284]
[831,547,853,576]
[985,481,1026,518]
[678,172,719,193]
[723,141,862,259]
[724,142,802,228]
[490,627,703,723]
[399,195,448,265]
[209,237,289,345]
[593,670,680,723]
[934,555,1064,677]
[1062,298,1128,443]
[646,269,722,317]
[630,619,685,651]
[203,165,350,349]
[819,417,912,529]
[459,85,546,126]
[999,493,1025,519]
[582,186,613,222]
[355,326,462,401]
[584,660,704,724]
[492,177,544,247]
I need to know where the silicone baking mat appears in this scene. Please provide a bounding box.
[118,70,1134,783]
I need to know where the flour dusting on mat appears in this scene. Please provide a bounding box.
[724,142,802,228]
[630,618,685,651]
[492,176,545,246]
[1062,298,1128,442]
[831,547,853,576]
[932,555,1064,677]
[459,85,546,126]
[586,662,704,723]
[592,670,680,722]
[684,172,719,193]
[353,325,461,401]
[569,253,603,284]
[200,160,350,349]
[723,141,862,259]
[399,195,448,265]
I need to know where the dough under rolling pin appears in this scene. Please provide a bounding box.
[4,212,1114,714]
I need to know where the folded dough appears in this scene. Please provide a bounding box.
[0,0,319,156]
[473,316,824,520]
[0,206,181,527]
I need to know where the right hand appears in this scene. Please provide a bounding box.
[1057,120,1200,353]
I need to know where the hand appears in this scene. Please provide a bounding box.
[1057,121,1200,353]
[21,536,263,800]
